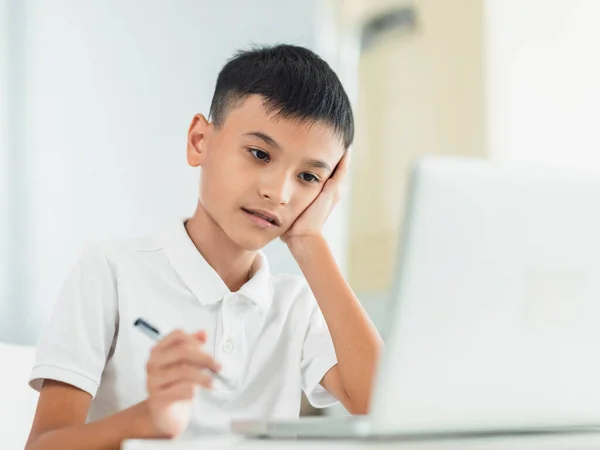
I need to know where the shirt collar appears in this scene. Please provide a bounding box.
[238,251,272,309]
[155,219,272,310]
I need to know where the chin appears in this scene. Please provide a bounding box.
[232,235,273,251]
[226,227,277,251]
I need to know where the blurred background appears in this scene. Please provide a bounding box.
[1,0,600,425]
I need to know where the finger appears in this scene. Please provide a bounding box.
[156,345,220,372]
[150,364,214,391]
[192,330,207,344]
[148,331,190,372]
[155,329,189,351]
[322,178,343,201]
[332,151,351,182]
[153,329,207,356]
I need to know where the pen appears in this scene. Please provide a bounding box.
[134,317,234,389]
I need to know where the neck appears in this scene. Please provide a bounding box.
[185,202,257,292]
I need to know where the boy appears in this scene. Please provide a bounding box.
[25,44,382,449]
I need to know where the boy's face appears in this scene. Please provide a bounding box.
[187,95,346,250]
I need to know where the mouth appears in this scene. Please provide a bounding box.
[241,208,281,228]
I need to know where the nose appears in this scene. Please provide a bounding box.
[259,170,293,205]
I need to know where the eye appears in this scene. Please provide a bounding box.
[299,172,320,184]
[249,148,270,162]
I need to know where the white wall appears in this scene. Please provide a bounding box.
[0,0,9,331]
[485,0,600,169]
[2,0,337,344]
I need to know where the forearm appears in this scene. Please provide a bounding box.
[27,401,163,450]
[289,235,383,411]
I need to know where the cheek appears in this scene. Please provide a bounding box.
[201,159,253,209]
[290,188,321,217]
[202,171,237,205]
[200,160,230,207]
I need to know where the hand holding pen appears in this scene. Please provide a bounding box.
[135,318,233,388]
[135,318,233,437]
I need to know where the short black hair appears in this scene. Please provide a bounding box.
[209,44,354,149]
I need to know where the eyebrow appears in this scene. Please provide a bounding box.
[244,131,281,149]
[305,159,332,173]
[244,131,332,173]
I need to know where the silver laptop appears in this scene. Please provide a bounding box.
[232,156,600,439]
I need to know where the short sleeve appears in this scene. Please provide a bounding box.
[300,294,339,408]
[29,243,118,398]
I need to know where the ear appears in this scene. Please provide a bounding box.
[186,114,211,167]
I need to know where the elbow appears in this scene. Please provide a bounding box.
[343,392,371,416]
[346,401,370,415]
[358,401,371,415]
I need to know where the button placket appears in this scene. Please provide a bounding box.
[219,293,253,389]
[222,339,234,353]
[217,294,239,376]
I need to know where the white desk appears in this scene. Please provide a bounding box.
[123,433,600,450]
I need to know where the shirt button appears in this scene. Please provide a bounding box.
[222,339,234,353]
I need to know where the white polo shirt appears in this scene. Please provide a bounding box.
[29,219,338,426]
